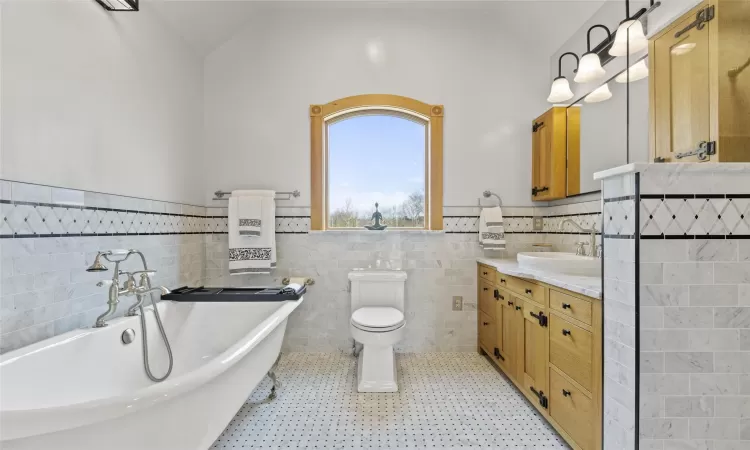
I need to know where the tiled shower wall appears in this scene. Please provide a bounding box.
[0,180,206,353]
[1,179,602,354]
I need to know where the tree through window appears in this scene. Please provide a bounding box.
[327,113,426,229]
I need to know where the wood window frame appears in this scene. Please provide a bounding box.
[310,94,443,231]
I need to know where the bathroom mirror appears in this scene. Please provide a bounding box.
[567,56,649,196]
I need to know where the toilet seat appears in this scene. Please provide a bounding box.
[351,307,405,333]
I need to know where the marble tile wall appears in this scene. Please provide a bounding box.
[639,242,750,449]
[0,180,206,353]
[204,232,482,352]
[602,173,638,450]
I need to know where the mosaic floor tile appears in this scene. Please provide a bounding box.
[212,353,567,449]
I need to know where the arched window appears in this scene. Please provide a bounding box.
[310,95,443,230]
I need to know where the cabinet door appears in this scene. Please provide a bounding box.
[652,1,711,162]
[522,301,549,410]
[493,289,516,375]
[532,111,552,200]
[479,311,495,351]
[512,297,526,383]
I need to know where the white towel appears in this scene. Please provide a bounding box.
[479,206,506,250]
[228,190,276,274]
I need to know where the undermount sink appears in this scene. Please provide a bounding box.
[517,252,600,277]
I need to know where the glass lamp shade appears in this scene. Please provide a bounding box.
[574,52,606,83]
[547,77,575,103]
[584,83,612,103]
[615,59,649,83]
[609,19,647,56]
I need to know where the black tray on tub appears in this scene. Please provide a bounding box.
[162,285,306,302]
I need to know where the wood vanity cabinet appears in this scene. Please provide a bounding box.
[477,264,602,450]
[531,107,570,201]
[650,0,750,163]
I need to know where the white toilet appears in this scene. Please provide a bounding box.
[348,269,407,393]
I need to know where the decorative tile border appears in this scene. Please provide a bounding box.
[443,212,602,234]
[640,194,750,239]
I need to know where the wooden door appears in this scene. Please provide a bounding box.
[532,111,552,200]
[512,297,526,382]
[496,292,517,376]
[522,301,549,410]
[652,1,712,162]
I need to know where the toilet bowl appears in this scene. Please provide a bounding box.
[348,270,407,393]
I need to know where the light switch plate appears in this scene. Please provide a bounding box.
[452,296,463,311]
[533,217,544,231]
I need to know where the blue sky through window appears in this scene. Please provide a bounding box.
[328,114,426,221]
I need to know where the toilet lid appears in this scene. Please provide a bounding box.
[351,307,405,329]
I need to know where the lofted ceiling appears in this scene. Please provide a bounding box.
[146,0,607,58]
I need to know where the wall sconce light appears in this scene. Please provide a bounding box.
[547,52,579,103]
[615,59,649,83]
[575,25,612,83]
[95,0,139,11]
[610,0,648,56]
[584,83,613,103]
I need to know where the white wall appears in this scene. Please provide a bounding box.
[203,3,560,208]
[0,1,205,205]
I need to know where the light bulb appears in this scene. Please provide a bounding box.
[547,77,574,103]
[584,83,612,103]
[615,59,649,83]
[609,19,647,56]
[575,52,606,83]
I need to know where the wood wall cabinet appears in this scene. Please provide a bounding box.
[477,264,602,450]
[531,107,579,201]
[650,0,750,163]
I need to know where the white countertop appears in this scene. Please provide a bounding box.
[477,258,601,299]
[593,162,750,181]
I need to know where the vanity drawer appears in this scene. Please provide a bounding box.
[479,311,496,351]
[549,314,593,391]
[478,265,494,282]
[550,289,592,326]
[550,369,595,450]
[478,279,495,318]
[497,273,544,305]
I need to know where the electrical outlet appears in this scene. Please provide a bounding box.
[533,216,544,231]
[452,296,463,311]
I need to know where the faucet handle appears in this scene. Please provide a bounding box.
[133,270,156,278]
[575,242,587,256]
[595,244,603,258]
[96,279,114,288]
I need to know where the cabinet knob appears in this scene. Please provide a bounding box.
[508,301,514,306]
[483,271,488,275]
[525,289,533,295]
[516,306,522,311]
[483,287,488,291]
[562,329,572,336]
[483,322,490,326]
[562,303,571,309]
[500,278,506,284]
[562,389,571,397]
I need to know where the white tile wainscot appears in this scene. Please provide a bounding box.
[595,163,750,450]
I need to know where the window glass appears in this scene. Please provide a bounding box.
[327,113,426,228]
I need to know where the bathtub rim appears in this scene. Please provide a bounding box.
[0,297,303,419]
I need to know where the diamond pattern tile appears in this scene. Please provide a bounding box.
[640,196,750,237]
[212,353,567,450]
[604,200,635,236]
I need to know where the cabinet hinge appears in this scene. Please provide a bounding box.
[675,141,716,161]
[529,386,549,409]
[675,5,714,38]
[532,186,549,197]
[532,121,544,132]
[530,311,548,327]
[494,347,505,361]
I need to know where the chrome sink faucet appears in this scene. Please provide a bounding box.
[560,219,598,257]
[87,250,170,328]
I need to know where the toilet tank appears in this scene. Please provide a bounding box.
[348,270,407,312]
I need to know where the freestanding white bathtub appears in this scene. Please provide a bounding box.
[0,298,303,450]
